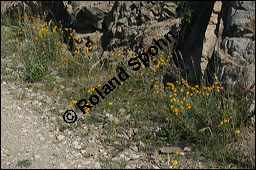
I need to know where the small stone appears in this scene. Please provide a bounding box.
[80,150,86,155]
[57,135,65,141]
[130,153,140,160]
[152,165,160,169]
[183,147,192,152]
[131,145,138,152]
[159,147,182,154]
[73,153,82,158]
[73,141,81,149]
[17,63,25,70]
[84,160,91,165]
[59,163,68,169]
[93,162,101,169]
[74,145,81,149]
[34,154,41,159]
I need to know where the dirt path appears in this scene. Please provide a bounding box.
[1,82,66,168]
[1,81,107,169]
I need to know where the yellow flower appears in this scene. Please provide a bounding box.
[205,92,210,96]
[172,160,178,165]
[71,100,77,104]
[108,102,113,105]
[214,81,219,84]
[165,117,169,121]
[158,157,163,160]
[170,105,174,109]
[220,121,224,125]
[126,102,131,104]
[214,76,218,80]
[224,119,229,123]
[175,151,179,154]
[235,130,241,134]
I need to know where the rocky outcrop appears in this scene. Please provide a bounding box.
[3,1,255,109]
[181,1,254,101]
[3,1,180,58]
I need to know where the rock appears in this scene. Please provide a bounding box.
[159,147,182,154]
[33,154,41,159]
[183,147,192,152]
[57,135,65,141]
[80,150,87,155]
[17,63,25,70]
[152,165,160,169]
[130,145,139,152]
[73,141,81,149]
[59,163,68,169]
[93,162,101,169]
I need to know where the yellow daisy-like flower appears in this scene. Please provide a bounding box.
[172,160,178,165]
[71,100,77,104]
[108,102,113,105]
[235,130,241,134]
[158,157,163,160]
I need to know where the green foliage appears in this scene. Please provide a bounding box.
[181,8,194,24]
[16,160,31,168]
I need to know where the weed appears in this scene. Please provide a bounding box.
[16,159,31,168]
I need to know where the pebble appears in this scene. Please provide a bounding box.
[152,165,160,169]
[183,146,192,152]
[59,163,68,169]
[57,135,65,141]
[34,154,41,159]
[93,162,101,169]
[131,145,139,152]
[80,150,87,155]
